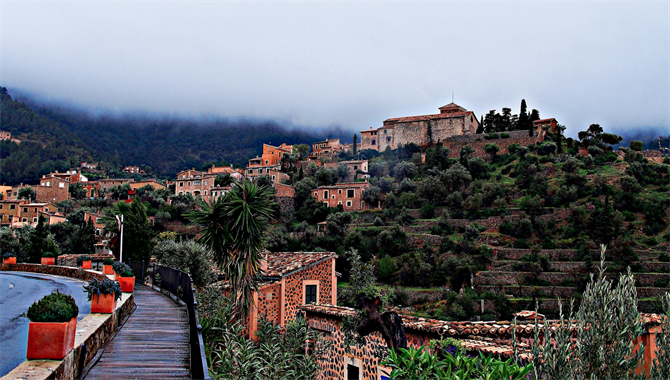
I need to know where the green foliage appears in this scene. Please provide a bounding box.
[27,215,51,263]
[378,254,395,280]
[124,199,153,261]
[103,258,114,265]
[381,346,532,380]
[530,246,646,380]
[120,269,135,277]
[153,240,217,287]
[83,278,122,301]
[199,289,326,380]
[42,251,55,258]
[26,290,79,323]
[188,181,276,319]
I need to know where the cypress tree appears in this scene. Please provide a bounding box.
[124,199,152,261]
[352,133,358,156]
[27,214,50,262]
[518,99,528,133]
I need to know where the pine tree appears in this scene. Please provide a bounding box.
[518,99,529,133]
[352,133,358,156]
[27,214,50,262]
[124,199,152,261]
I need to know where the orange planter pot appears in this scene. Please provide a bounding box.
[119,277,135,293]
[27,317,77,360]
[102,264,114,275]
[91,293,117,313]
[3,257,16,264]
[81,261,91,269]
[41,257,55,265]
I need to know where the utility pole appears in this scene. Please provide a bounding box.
[115,215,124,262]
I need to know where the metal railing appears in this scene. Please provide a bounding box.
[132,261,211,380]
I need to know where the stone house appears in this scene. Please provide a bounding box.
[246,144,293,177]
[311,139,344,159]
[300,306,665,380]
[533,118,559,134]
[274,183,296,215]
[324,160,369,181]
[0,199,25,226]
[216,251,337,340]
[360,103,479,151]
[49,170,88,184]
[122,166,143,174]
[267,169,290,184]
[33,175,70,203]
[312,182,371,211]
[175,169,217,199]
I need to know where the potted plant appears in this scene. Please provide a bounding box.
[83,278,122,313]
[76,255,92,269]
[41,252,56,265]
[26,290,79,360]
[118,269,135,293]
[112,261,130,280]
[102,258,114,275]
[3,252,17,264]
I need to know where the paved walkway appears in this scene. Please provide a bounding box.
[84,284,190,380]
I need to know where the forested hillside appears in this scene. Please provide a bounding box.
[0,87,350,185]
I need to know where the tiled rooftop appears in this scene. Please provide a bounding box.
[384,111,475,124]
[300,304,664,362]
[265,251,337,277]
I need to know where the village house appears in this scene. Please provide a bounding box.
[311,139,344,159]
[0,130,20,144]
[175,169,217,198]
[206,165,245,176]
[0,199,25,226]
[312,182,372,211]
[215,251,337,341]
[267,169,290,184]
[360,103,479,151]
[49,170,88,184]
[533,118,559,134]
[122,166,144,174]
[33,175,70,203]
[246,143,293,179]
[300,306,665,380]
[324,160,369,182]
[0,201,55,227]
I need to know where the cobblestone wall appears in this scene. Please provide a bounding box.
[442,130,542,159]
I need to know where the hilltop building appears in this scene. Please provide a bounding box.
[312,182,372,211]
[360,103,479,151]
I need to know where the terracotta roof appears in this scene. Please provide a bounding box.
[384,111,475,125]
[314,182,369,190]
[533,118,557,124]
[265,252,337,277]
[300,304,664,338]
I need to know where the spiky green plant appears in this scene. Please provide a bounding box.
[188,181,276,319]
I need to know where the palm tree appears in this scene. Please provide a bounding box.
[188,181,276,319]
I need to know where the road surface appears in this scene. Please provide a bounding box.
[0,272,91,377]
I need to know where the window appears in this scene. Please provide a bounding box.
[23,207,28,213]
[265,160,269,165]
[347,190,355,198]
[384,130,387,134]
[10,205,15,210]
[194,180,201,185]
[305,285,317,304]
[272,175,276,181]
[338,201,342,205]
[32,217,37,222]
[59,182,65,188]
[179,182,184,187]
[34,208,37,212]
[323,190,329,198]
[204,181,208,185]
[338,189,342,194]
[353,165,358,170]
[204,191,208,195]
[347,365,360,380]
[332,195,335,199]
[249,170,253,174]
[46,181,50,186]
[187,181,191,186]
[386,137,391,142]
[346,201,352,207]
[371,139,376,145]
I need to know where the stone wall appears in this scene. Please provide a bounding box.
[474,271,670,287]
[442,130,542,159]
[276,196,295,215]
[1,263,109,282]
[406,234,442,248]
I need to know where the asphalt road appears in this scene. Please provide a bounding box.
[0,272,91,377]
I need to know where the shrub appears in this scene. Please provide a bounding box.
[120,269,135,278]
[501,132,510,138]
[83,278,122,302]
[27,290,79,322]
[3,252,16,259]
[112,261,130,273]
[42,252,55,258]
[103,258,114,265]
[76,255,91,265]
[152,240,216,287]
[420,203,436,219]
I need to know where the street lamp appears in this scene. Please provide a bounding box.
[115,215,124,262]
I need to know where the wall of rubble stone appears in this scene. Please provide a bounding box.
[442,130,542,159]
[474,271,670,287]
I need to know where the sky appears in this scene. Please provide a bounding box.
[1,1,668,138]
